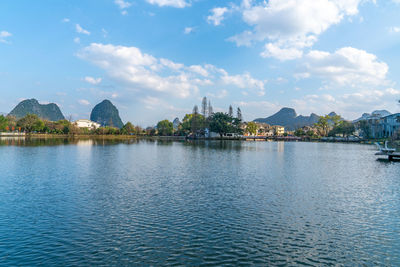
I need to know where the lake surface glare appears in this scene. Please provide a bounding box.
[0,139,399,266]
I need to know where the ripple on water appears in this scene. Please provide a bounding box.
[0,140,399,266]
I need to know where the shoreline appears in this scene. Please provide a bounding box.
[0,133,398,144]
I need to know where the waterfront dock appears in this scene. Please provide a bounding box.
[375,151,400,161]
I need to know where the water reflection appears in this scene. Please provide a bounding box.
[0,137,139,147]
[0,140,399,265]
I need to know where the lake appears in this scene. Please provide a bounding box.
[0,138,399,266]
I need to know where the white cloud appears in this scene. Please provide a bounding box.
[0,31,12,43]
[84,76,102,85]
[189,65,209,77]
[76,24,90,35]
[207,89,228,99]
[184,27,194,34]
[234,100,281,121]
[160,58,184,70]
[389,26,400,33]
[74,37,80,44]
[114,0,131,9]
[102,29,108,38]
[225,0,365,60]
[77,43,265,98]
[222,73,266,96]
[261,43,304,61]
[297,47,389,87]
[146,0,190,8]
[292,89,400,120]
[78,99,91,106]
[62,18,70,23]
[207,7,228,26]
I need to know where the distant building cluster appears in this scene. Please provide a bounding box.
[241,122,286,137]
[74,119,101,129]
[359,112,400,139]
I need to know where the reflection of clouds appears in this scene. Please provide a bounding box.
[277,141,285,153]
[76,139,94,146]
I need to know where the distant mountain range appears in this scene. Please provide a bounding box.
[6,98,124,128]
[90,100,124,128]
[8,99,65,121]
[254,108,322,131]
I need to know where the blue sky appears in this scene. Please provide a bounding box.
[1,0,400,126]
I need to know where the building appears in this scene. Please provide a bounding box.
[361,113,400,138]
[272,125,285,136]
[75,119,101,129]
[242,122,274,137]
[381,113,400,138]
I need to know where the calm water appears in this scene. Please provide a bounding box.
[0,138,399,266]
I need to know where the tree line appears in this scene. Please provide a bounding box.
[156,97,243,138]
[294,114,355,138]
[0,114,144,135]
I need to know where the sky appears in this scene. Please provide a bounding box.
[1,0,400,126]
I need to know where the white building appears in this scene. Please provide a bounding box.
[75,119,101,129]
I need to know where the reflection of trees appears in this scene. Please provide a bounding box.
[183,140,244,151]
[0,137,139,147]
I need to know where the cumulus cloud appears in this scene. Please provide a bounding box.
[297,47,389,87]
[114,0,131,9]
[146,0,190,8]
[77,43,266,98]
[222,0,365,60]
[207,7,229,26]
[0,31,12,43]
[78,99,91,106]
[207,89,228,99]
[222,73,266,96]
[389,26,400,33]
[84,76,102,85]
[76,24,90,35]
[184,27,195,34]
[292,88,400,120]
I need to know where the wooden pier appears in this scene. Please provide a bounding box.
[375,151,400,161]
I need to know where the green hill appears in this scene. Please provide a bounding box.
[254,107,320,131]
[8,99,65,121]
[90,100,124,128]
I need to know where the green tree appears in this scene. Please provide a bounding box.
[180,113,206,136]
[314,115,330,136]
[208,100,213,116]
[306,130,315,137]
[357,120,370,139]
[294,128,305,137]
[17,114,42,133]
[33,119,45,132]
[157,120,174,136]
[329,121,355,137]
[330,114,342,127]
[201,96,208,118]
[0,115,8,132]
[228,105,233,117]
[237,107,242,122]
[122,122,136,135]
[6,115,17,131]
[209,112,241,138]
[246,122,258,135]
